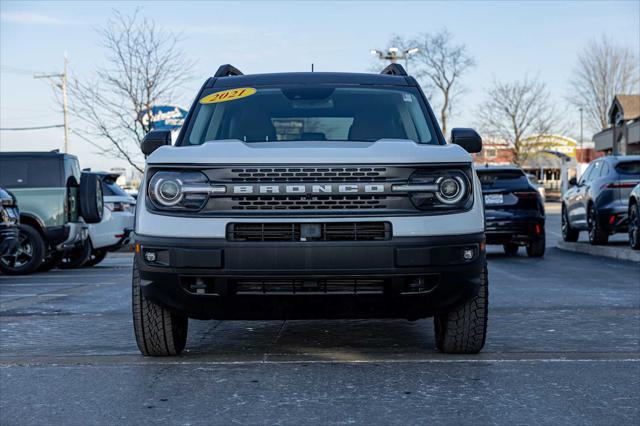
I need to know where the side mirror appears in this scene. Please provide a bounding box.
[569,177,577,186]
[451,128,482,153]
[141,130,172,156]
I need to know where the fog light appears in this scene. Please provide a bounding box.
[144,251,157,262]
[463,248,475,260]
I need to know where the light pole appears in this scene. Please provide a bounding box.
[579,106,583,149]
[371,47,419,72]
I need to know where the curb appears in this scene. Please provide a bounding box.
[556,241,640,263]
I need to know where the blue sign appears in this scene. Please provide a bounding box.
[139,105,188,130]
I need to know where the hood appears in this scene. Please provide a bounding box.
[147,139,472,165]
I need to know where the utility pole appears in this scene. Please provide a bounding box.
[34,53,69,153]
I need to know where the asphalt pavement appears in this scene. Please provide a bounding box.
[1,206,639,425]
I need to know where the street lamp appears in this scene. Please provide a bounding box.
[579,106,583,149]
[371,47,420,72]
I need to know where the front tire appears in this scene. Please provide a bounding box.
[561,205,579,242]
[588,204,608,245]
[434,262,488,354]
[132,259,188,356]
[0,224,45,275]
[629,202,640,250]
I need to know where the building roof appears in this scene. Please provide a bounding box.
[609,94,640,121]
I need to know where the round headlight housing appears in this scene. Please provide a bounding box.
[406,169,472,211]
[154,178,183,206]
[148,170,209,210]
[435,176,466,204]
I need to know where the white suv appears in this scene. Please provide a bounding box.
[133,64,487,356]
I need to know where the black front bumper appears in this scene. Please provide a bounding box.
[135,232,486,320]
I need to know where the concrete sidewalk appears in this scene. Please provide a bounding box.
[557,241,640,263]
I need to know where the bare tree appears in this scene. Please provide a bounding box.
[70,11,194,172]
[409,30,475,136]
[569,36,639,132]
[476,76,559,166]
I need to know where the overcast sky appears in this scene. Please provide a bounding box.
[1,0,639,173]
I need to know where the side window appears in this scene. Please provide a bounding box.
[600,162,610,177]
[64,158,81,185]
[0,159,28,187]
[579,164,594,184]
[0,158,62,188]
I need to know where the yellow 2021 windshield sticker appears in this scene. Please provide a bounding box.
[199,87,256,104]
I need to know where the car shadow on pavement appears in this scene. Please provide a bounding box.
[184,318,438,361]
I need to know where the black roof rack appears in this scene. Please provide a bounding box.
[380,63,407,76]
[214,64,244,78]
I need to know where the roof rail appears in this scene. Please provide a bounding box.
[214,64,244,78]
[380,63,407,76]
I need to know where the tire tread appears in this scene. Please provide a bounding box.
[434,262,488,354]
[132,260,187,356]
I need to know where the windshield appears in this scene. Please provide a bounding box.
[477,170,530,191]
[182,86,437,145]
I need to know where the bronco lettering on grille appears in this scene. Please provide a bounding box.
[231,183,386,195]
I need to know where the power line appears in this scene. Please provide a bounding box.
[0,124,64,131]
[0,65,47,75]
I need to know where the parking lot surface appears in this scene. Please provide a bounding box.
[1,208,639,425]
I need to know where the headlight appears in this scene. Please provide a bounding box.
[147,170,225,211]
[154,178,183,206]
[392,168,472,211]
[435,176,466,204]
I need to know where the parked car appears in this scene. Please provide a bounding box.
[0,187,20,260]
[0,151,104,274]
[60,173,135,268]
[562,156,640,245]
[477,166,545,257]
[629,183,640,250]
[132,63,488,356]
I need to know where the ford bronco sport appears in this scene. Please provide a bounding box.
[133,64,487,356]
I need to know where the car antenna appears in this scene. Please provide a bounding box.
[311,63,314,72]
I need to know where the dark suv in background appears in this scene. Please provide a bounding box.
[0,187,20,259]
[476,166,545,257]
[562,156,640,245]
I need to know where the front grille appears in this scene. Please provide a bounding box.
[227,222,392,242]
[230,195,387,211]
[173,164,429,215]
[228,167,388,182]
[233,278,387,295]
